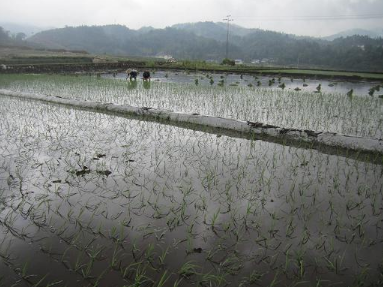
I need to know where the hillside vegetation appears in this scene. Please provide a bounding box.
[2,23,383,72]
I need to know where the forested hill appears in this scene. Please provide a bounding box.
[21,23,383,72]
[171,22,258,41]
[0,26,28,45]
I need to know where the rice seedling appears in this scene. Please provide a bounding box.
[0,77,382,286]
[1,73,381,139]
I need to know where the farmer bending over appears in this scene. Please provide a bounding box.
[143,71,151,81]
[126,69,138,80]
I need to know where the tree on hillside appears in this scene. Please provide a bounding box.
[15,32,26,42]
[221,58,235,66]
[0,27,11,43]
[0,27,27,46]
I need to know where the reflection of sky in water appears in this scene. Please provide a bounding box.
[0,96,382,286]
[103,70,382,97]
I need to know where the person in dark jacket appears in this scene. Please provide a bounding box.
[126,69,138,80]
[129,69,138,80]
[143,71,151,81]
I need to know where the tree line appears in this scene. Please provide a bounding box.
[2,24,383,72]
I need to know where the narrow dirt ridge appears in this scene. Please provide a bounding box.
[0,89,382,154]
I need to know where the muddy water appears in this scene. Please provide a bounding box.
[104,70,383,97]
[0,96,382,286]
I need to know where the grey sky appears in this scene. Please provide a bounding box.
[1,0,382,36]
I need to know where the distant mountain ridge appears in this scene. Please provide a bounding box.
[324,28,383,41]
[27,24,228,59]
[4,22,383,72]
[0,22,52,37]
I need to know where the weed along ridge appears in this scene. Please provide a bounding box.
[0,88,382,155]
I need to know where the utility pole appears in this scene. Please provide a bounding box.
[297,55,300,69]
[223,15,233,59]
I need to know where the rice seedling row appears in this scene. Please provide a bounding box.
[0,96,382,286]
[0,74,381,139]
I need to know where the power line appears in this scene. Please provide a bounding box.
[223,15,233,59]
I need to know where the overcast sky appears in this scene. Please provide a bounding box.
[1,0,382,36]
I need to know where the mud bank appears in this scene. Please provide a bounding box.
[0,61,146,74]
[0,89,382,155]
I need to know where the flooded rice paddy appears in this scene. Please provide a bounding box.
[0,72,383,287]
[0,74,382,139]
[0,92,382,286]
[103,70,383,98]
